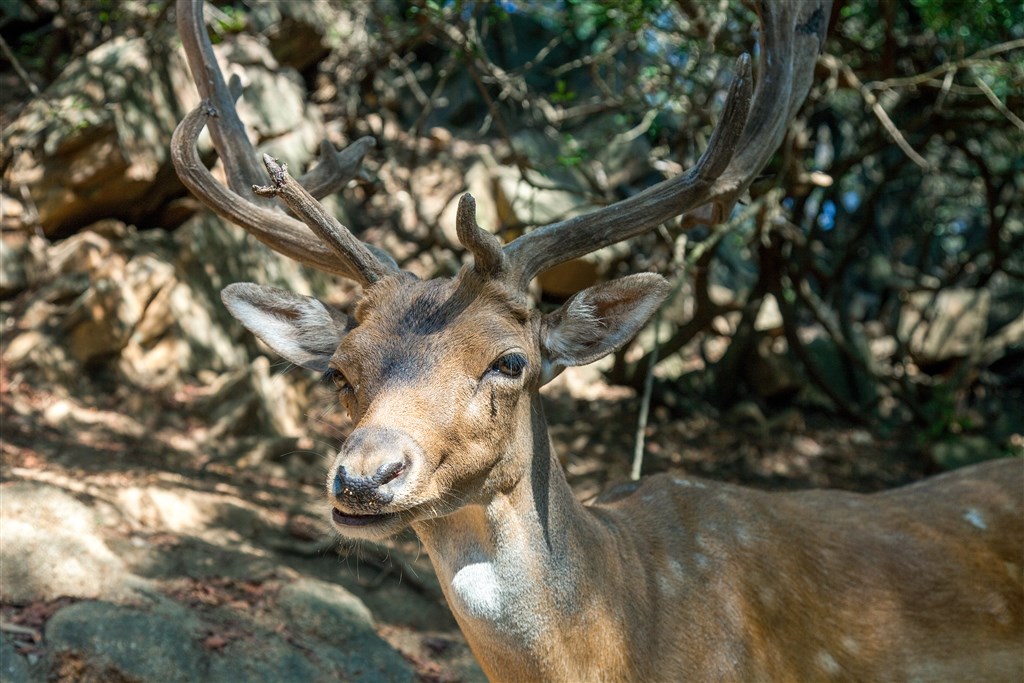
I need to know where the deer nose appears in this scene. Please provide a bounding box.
[332,461,406,507]
[330,428,419,510]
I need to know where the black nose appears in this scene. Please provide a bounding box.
[332,461,405,510]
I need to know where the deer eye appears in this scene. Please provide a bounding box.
[489,352,527,379]
[322,367,351,392]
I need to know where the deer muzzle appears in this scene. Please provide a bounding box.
[328,426,422,519]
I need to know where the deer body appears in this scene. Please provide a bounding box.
[170,0,1023,679]
[420,442,1023,682]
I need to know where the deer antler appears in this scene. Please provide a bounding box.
[253,154,394,285]
[456,194,507,277]
[502,1,831,290]
[170,0,397,285]
[173,0,828,290]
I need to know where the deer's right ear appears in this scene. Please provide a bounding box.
[221,283,348,372]
[539,273,669,382]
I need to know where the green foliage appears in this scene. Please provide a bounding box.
[549,79,577,104]
[210,4,248,42]
[556,134,585,168]
[911,0,1024,47]
[558,0,670,40]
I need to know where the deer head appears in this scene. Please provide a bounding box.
[170,0,828,540]
[221,244,670,540]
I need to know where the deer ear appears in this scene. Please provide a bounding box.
[540,273,669,381]
[221,282,348,372]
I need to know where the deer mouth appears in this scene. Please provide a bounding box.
[331,507,398,527]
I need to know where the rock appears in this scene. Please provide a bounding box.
[313,641,418,683]
[0,233,29,297]
[112,484,269,539]
[0,191,26,230]
[217,36,324,172]
[3,38,192,235]
[2,33,324,237]
[277,578,416,682]
[42,398,147,440]
[493,164,592,230]
[277,578,375,641]
[205,637,321,683]
[248,0,335,72]
[0,482,141,602]
[64,251,177,366]
[899,288,990,367]
[1,328,80,388]
[0,641,31,683]
[44,601,203,683]
[3,208,336,398]
[199,356,309,440]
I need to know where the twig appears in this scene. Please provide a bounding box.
[0,33,42,99]
[0,621,41,640]
[970,67,1024,132]
[631,309,661,481]
[862,39,1024,92]
[838,62,932,171]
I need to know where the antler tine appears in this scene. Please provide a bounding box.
[689,1,831,223]
[177,0,264,194]
[503,0,832,291]
[172,0,398,284]
[297,137,376,199]
[456,194,507,277]
[171,104,397,283]
[254,154,395,285]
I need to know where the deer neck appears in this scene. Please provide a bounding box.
[412,394,628,680]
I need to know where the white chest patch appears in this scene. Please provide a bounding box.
[451,561,503,621]
[963,507,987,530]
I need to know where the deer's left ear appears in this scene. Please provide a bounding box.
[539,273,669,382]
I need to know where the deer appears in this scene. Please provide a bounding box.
[170,0,1024,680]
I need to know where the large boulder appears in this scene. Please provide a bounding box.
[0,482,144,602]
[2,33,323,238]
[44,601,204,683]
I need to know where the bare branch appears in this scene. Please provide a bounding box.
[503,52,754,290]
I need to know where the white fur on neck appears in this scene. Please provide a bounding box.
[450,558,502,622]
[423,505,552,650]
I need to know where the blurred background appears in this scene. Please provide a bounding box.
[1,1,1022,681]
